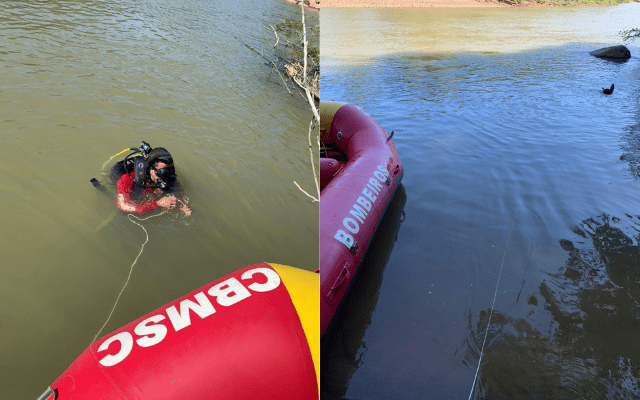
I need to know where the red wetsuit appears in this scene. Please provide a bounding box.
[116,172,160,214]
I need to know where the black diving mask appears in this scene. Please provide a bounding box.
[153,165,177,186]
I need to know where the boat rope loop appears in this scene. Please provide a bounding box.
[468,214,516,400]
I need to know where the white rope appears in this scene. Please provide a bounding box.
[92,211,165,343]
[468,216,516,400]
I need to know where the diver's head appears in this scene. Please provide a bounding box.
[147,147,176,188]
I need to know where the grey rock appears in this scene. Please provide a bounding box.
[590,45,631,59]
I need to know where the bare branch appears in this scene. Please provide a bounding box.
[301,2,308,84]
[294,181,319,202]
[308,118,320,197]
[272,63,292,94]
[620,28,640,43]
[269,24,280,48]
[299,2,320,125]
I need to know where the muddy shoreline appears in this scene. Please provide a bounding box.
[286,0,320,10]
[320,0,635,7]
[321,0,504,6]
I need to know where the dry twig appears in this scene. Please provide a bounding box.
[269,24,280,48]
[293,1,320,202]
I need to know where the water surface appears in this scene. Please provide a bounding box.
[321,4,640,399]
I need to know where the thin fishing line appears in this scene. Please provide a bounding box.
[468,215,516,400]
[92,211,166,343]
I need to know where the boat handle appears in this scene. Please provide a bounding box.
[330,267,350,293]
[36,387,56,400]
[387,130,395,141]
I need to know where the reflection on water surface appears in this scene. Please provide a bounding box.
[465,214,640,399]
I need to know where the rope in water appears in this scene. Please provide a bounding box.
[468,216,516,400]
[101,148,133,171]
[92,194,189,343]
[91,211,166,343]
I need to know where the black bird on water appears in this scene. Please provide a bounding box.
[602,84,614,95]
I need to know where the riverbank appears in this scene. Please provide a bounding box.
[286,0,320,9]
[321,0,501,6]
[321,0,634,7]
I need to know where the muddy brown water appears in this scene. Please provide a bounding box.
[0,0,318,397]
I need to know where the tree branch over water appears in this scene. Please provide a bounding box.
[269,11,319,102]
[620,28,640,43]
[295,1,319,202]
[256,5,319,202]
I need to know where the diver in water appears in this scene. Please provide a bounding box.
[111,143,192,216]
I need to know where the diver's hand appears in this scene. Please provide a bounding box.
[180,203,192,216]
[157,196,177,210]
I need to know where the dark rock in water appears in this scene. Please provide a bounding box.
[589,45,631,60]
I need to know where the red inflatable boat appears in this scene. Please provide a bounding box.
[37,263,319,400]
[320,102,403,336]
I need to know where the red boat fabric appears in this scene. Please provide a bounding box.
[320,103,403,336]
[50,263,317,400]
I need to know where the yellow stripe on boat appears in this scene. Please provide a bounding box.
[320,101,346,144]
[270,264,320,393]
